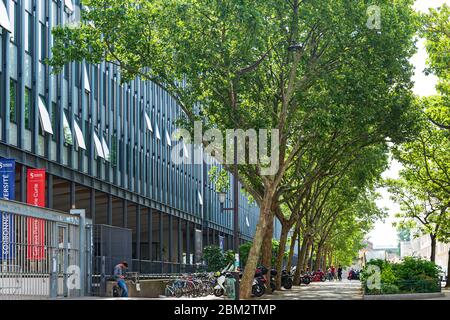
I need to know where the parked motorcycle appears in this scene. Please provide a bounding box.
[253,266,268,297]
[281,270,293,289]
[310,270,326,282]
[213,271,235,297]
[269,269,277,293]
[347,269,360,280]
[300,273,311,285]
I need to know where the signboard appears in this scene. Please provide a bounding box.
[219,235,224,252]
[27,169,46,207]
[0,159,15,260]
[27,169,46,260]
[27,217,45,260]
[194,229,203,263]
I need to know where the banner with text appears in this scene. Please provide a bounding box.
[27,169,46,260]
[0,159,15,260]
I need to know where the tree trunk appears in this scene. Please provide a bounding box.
[303,241,312,271]
[293,236,308,285]
[314,244,323,271]
[239,192,273,299]
[261,212,274,269]
[286,227,298,272]
[328,251,333,268]
[321,248,327,271]
[275,222,289,289]
[430,235,437,263]
[446,248,450,288]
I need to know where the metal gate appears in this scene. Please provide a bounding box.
[0,199,92,300]
[91,224,132,296]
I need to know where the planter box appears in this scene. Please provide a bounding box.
[363,292,444,300]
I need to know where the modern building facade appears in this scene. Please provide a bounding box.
[0,0,265,274]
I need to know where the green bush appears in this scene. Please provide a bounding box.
[381,284,400,294]
[202,246,234,272]
[380,264,398,285]
[362,257,442,295]
[393,257,441,281]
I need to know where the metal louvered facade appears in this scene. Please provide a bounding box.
[0,0,265,273]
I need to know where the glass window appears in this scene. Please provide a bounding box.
[111,133,117,167]
[40,22,46,61]
[9,79,16,123]
[62,111,73,145]
[24,12,32,53]
[24,87,31,129]
[38,96,54,135]
[8,0,16,43]
[51,102,58,141]
[73,119,86,150]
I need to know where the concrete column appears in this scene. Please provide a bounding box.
[136,205,141,271]
[107,194,112,226]
[90,188,95,223]
[122,199,127,228]
[168,215,173,272]
[186,221,190,265]
[159,211,164,271]
[178,217,182,264]
[148,208,152,261]
[47,174,53,209]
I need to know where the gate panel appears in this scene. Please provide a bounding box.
[0,199,91,300]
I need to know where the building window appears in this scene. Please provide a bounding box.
[9,79,17,123]
[111,133,117,167]
[24,87,31,129]
[40,22,46,61]
[9,0,18,44]
[51,102,58,141]
[24,12,33,53]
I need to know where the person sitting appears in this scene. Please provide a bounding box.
[113,261,129,297]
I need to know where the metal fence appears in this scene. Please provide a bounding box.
[0,200,91,300]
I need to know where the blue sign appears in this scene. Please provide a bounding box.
[0,159,15,200]
[0,159,15,260]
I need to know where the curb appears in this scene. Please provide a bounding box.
[363,292,445,300]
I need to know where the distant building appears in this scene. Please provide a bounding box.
[358,240,401,267]
[401,234,449,277]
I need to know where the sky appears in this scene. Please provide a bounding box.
[367,0,447,248]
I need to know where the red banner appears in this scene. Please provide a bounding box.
[27,217,45,260]
[26,169,46,260]
[27,169,46,207]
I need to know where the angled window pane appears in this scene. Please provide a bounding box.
[63,112,73,145]
[165,130,172,146]
[93,132,105,159]
[84,64,91,92]
[64,0,74,13]
[0,0,12,33]
[38,97,54,135]
[144,112,153,132]
[73,120,86,150]
[101,136,110,162]
[183,142,189,159]
[155,122,161,140]
[198,191,203,206]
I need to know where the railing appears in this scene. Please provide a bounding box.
[131,260,204,275]
[363,279,442,295]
